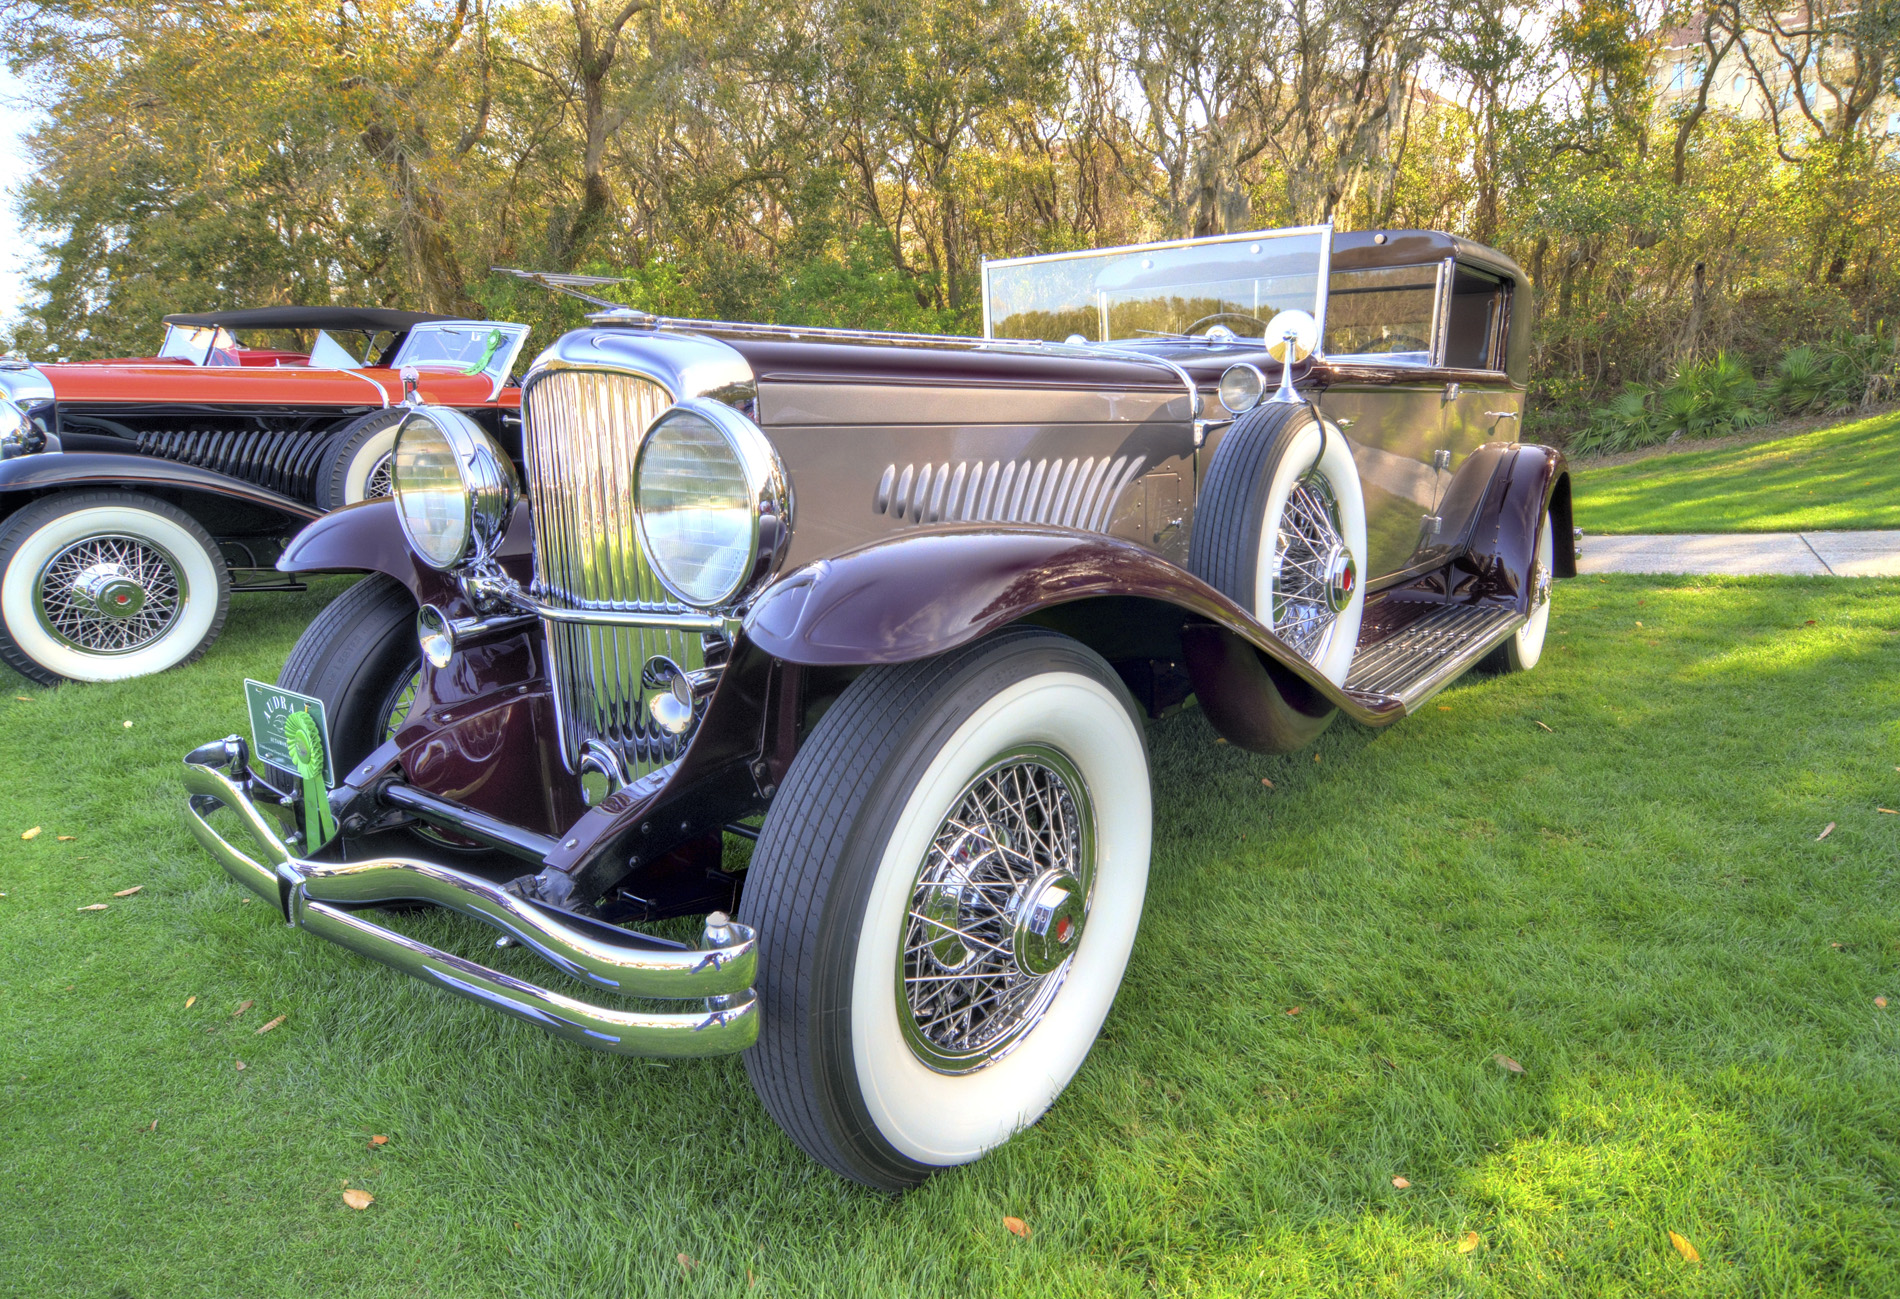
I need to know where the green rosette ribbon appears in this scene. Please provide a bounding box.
[283,709,336,851]
[461,328,506,376]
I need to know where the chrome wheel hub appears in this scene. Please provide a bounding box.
[898,748,1094,1074]
[36,535,184,654]
[1272,473,1351,658]
[74,563,148,618]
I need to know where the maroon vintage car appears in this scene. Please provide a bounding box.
[182,226,1571,1190]
[0,307,530,683]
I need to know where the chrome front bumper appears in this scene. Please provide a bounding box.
[181,741,758,1057]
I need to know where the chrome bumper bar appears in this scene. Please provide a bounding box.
[181,741,758,1057]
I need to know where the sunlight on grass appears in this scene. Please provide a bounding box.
[2,574,1898,1296]
[1574,409,1900,534]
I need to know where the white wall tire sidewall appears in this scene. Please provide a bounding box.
[1251,419,1367,685]
[1508,512,1554,671]
[848,670,1151,1168]
[0,505,221,681]
[341,426,400,503]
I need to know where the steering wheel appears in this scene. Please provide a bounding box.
[1183,312,1271,338]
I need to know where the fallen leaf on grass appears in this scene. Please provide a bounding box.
[14,696,29,702]
[1877,997,1889,1009]
[148,1119,158,1131]
[1817,823,1835,841]
[184,996,196,1009]
[1260,777,1274,788]
[255,1015,286,1035]
[1669,1231,1701,1264]
[113,886,142,897]
[1880,808,1898,815]
[1286,1006,1301,1016]
[1214,737,1227,745]
[78,903,107,912]
[1534,720,1554,733]
[121,720,133,729]
[342,1189,374,1210]
[232,999,253,1018]
[1494,1055,1525,1074]
[1391,1176,1411,1188]
[1458,1231,1480,1253]
[1804,619,1816,626]
[1313,753,1321,763]
[233,1060,246,1071]
[21,827,41,841]
[676,1254,694,1272]
[1003,1216,1031,1239]
[369,1134,388,1147]
[1634,620,1643,627]
[1438,705,1451,712]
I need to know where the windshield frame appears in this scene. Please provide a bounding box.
[389,321,533,398]
[981,224,1335,355]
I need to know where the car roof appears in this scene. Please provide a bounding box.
[160,306,458,333]
[1332,230,1528,284]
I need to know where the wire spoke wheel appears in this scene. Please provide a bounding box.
[34,533,185,655]
[898,746,1094,1074]
[364,453,395,500]
[1271,472,1349,661]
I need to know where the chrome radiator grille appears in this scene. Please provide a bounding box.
[523,369,705,776]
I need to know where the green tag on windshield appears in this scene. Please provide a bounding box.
[284,709,337,851]
[461,328,506,375]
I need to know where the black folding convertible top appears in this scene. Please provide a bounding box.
[161,307,455,333]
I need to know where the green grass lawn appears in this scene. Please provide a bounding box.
[1573,407,1900,534]
[3,575,1898,1297]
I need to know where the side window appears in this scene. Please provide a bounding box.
[1326,265,1438,363]
[1442,265,1507,371]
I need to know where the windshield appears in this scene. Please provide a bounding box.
[156,324,241,366]
[391,322,531,384]
[983,226,1332,347]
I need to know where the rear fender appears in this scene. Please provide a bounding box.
[1441,444,1570,611]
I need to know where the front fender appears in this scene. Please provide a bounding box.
[741,526,1403,728]
[279,497,535,603]
[0,451,320,523]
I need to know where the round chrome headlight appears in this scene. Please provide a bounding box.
[1218,363,1266,415]
[391,406,518,571]
[635,398,789,608]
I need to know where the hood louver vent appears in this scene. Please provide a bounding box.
[873,455,1145,531]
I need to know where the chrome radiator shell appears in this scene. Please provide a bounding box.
[521,368,706,776]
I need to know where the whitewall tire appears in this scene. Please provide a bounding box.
[0,491,229,685]
[320,409,407,508]
[740,628,1151,1190]
[1188,403,1367,687]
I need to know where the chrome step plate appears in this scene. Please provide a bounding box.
[1345,602,1524,711]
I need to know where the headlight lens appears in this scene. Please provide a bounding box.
[635,399,787,608]
[392,406,517,570]
[1218,363,1265,414]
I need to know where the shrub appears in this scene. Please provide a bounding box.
[1570,351,1768,454]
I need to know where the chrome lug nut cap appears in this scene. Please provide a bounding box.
[1010,870,1085,977]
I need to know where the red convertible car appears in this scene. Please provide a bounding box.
[0,306,530,684]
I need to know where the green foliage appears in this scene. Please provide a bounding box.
[1770,332,1900,415]
[1571,352,1769,454]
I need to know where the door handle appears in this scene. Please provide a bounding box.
[1484,410,1518,419]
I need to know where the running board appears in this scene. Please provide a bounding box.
[1345,601,1524,712]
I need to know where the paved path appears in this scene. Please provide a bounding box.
[1578,531,1900,577]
